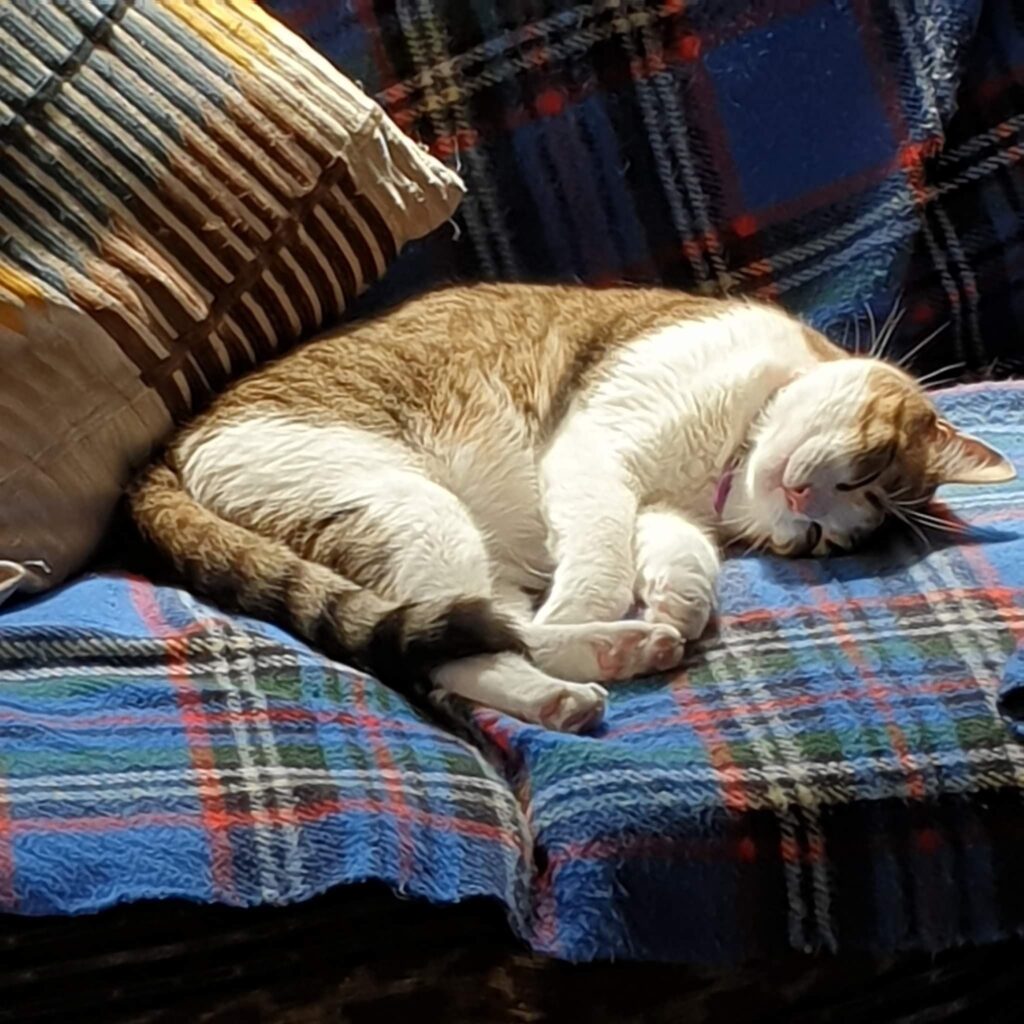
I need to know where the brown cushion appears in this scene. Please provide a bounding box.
[0,0,463,597]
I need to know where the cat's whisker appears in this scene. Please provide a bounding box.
[904,504,963,523]
[889,485,934,507]
[892,496,935,511]
[880,292,905,340]
[872,305,905,360]
[840,320,851,351]
[871,303,902,360]
[894,512,932,550]
[904,509,971,534]
[917,360,967,387]
[923,373,967,393]
[716,510,750,525]
[717,518,753,534]
[899,509,971,538]
[909,521,969,540]
[921,523,970,538]
[737,534,768,558]
[888,488,933,512]
[872,292,905,360]
[896,321,949,371]
[865,303,878,357]
[881,498,932,550]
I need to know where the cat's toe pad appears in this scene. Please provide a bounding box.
[593,622,684,680]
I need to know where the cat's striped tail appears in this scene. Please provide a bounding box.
[128,460,526,696]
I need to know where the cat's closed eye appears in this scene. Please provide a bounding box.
[836,442,897,492]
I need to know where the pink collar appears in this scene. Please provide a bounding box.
[713,462,737,518]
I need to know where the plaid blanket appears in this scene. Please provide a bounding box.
[0,578,531,924]
[467,382,1024,963]
[2,384,1023,968]
[266,0,1024,383]
[998,643,1024,739]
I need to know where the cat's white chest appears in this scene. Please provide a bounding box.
[551,306,815,517]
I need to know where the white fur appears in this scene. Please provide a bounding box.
[182,306,819,622]
[634,509,719,639]
[535,304,818,623]
[722,359,894,553]
[523,619,684,682]
[431,653,608,733]
[181,418,413,519]
[181,418,493,603]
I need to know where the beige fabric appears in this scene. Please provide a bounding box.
[0,0,464,594]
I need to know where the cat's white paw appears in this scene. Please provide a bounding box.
[538,681,608,733]
[641,572,714,639]
[526,619,685,681]
[591,621,684,680]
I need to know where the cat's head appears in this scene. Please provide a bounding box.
[738,357,1014,556]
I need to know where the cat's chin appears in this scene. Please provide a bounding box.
[765,533,817,558]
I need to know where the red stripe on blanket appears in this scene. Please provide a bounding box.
[0,777,16,909]
[798,560,928,801]
[129,579,237,901]
[5,798,519,847]
[606,675,989,738]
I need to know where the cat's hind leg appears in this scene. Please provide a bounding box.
[432,654,608,733]
[182,416,607,732]
[311,479,611,733]
[313,474,610,731]
[307,473,612,732]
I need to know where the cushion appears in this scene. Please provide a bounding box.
[0,0,463,596]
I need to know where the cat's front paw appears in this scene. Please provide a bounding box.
[640,572,714,639]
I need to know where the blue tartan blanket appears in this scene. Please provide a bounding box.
[1,382,1023,967]
[266,0,1024,384]
[0,579,531,924]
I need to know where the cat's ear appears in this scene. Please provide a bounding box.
[931,419,1016,485]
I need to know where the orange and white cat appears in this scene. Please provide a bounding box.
[130,285,1014,732]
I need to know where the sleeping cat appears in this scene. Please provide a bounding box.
[130,284,1014,732]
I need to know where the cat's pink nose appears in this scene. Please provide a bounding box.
[784,485,812,514]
